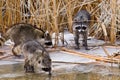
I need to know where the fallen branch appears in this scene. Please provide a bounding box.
[0,50,6,55]
[0,54,13,60]
[105,46,120,49]
[52,61,98,65]
[102,46,111,57]
[52,61,83,64]
[61,47,120,64]
[46,48,60,52]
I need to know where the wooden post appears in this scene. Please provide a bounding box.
[110,0,116,44]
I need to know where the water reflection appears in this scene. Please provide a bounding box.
[1,72,120,80]
[0,62,120,80]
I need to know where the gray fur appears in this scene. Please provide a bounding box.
[22,40,51,74]
[73,10,91,50]
[5,23,52,56]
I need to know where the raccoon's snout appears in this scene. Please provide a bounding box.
[42,67,51,72]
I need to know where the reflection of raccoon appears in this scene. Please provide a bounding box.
[22,40,51,75]
[5,23,52,57]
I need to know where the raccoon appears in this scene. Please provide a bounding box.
[5,23,52,57]
[72,10,91,50]
[22,40,52,75]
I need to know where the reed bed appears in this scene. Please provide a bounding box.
[0,0,120,44]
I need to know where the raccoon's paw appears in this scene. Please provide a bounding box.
[85,47,90,50]
[75,46,80,50]
[24,65,35,73]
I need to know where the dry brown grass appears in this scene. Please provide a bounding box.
[0,0,120,44]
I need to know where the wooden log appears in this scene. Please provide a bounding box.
[0,54,13,60]
[61,47,120,64]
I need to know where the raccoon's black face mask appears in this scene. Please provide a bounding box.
[75,24,88,33]
[44,31,52,46]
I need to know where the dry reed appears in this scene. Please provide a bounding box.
[0,0,120,45]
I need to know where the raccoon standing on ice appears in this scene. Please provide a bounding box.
[5,23,52,57]
[22,40,52,75]
[73,10,91,50]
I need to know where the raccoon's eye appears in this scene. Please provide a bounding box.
[75,26,81,29]
[38,61,41,64]
[82,26,87,30]
[42,35,44,38]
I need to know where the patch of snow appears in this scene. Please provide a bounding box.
[50,51,95,63]
[0,61,19,65]
[0,73,24,78]
[4,39,14,45]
